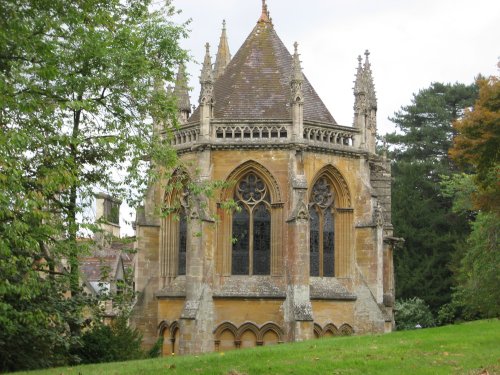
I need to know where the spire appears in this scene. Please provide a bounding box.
[214,20,232,80]
[290,42,304,103]
[173,63,191,114]
[258,0,271,24]
[199,43,214,105]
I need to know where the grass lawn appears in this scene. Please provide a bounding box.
[14,319,499,375]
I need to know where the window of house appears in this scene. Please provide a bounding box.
[310,177,335,277]
[232,173,271,275]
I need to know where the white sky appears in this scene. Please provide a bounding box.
[119,0,499,236]
[172,0,499,135]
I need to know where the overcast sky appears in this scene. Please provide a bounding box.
[171,0,499,135]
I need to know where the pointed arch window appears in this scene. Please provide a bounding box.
[160,177,189,281]
[232,173,271,275]
[310,177,335,277]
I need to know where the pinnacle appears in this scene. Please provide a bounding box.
[258,0,271,23]
[214,19,232,80]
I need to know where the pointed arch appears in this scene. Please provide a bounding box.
[339,323,354,336]
[310,165,351,208]
[160,167,191,281]
[218,160,284,276]
[259,322,284,343]
[313,323,323,338]
[158,320,170,337]
[323,323,339,337]
[309,165,354,278]
[220,160,282,203]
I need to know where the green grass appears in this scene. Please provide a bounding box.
[15,320,500,375]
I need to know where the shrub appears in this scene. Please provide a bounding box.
[74,315,144,364]
[395,297,435,330]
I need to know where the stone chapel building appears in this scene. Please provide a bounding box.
[132,1,397,355]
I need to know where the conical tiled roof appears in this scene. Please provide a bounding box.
[190,14,337,125]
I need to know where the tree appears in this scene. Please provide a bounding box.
[386,82,478,311]
[447,73,500,318]
[450,76,500,213]
[0,0,187,370]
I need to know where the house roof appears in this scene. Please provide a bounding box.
[189,12,337,125]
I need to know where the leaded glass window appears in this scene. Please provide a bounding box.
[310,177,335,277]
[232,173,271,275]
[178,208,187,275]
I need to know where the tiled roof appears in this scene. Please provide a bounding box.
[190,20,336,124]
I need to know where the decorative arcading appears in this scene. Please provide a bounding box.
[213,321,284,348]
[215,124,287,140]
[303,126,355,147]
[313,322,354,338]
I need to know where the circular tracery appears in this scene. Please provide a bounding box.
[236,173,268,205]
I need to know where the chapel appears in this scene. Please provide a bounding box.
[131,1,397,355]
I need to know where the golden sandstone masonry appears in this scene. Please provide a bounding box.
[131,1,398,355]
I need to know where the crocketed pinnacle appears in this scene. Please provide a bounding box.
[353,55,364,95]
[353,50,377,110]
[214,20,232,80]
[363,50,377,109]
[291,42,304,82]
[258,0,271,24]
[173,63,191,113]
[200,43,213,84]
[199,43,214,105]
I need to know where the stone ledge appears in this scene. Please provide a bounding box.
[310,277,357,300]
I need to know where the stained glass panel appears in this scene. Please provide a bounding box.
[323,208,334,277]
[310,206,320,276]
[253,203,270,275]
[232,204,249,275]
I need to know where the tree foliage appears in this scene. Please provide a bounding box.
[450,76,500,213]
[0,0,187,370]
[447,73,500,319]
[395,297,436,330]
[386,82,478,311]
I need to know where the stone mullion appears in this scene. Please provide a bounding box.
[319,212,324,277]
[249,208,254,275]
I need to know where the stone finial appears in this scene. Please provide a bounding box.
[214,19,232,79]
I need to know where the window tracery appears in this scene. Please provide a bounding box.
[232,173,271,275]
[310,177,335,277]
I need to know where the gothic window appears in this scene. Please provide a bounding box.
[160,176,190,281]
[178,208,187,276]
[232,173,271,275]
[310,177,335,277]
